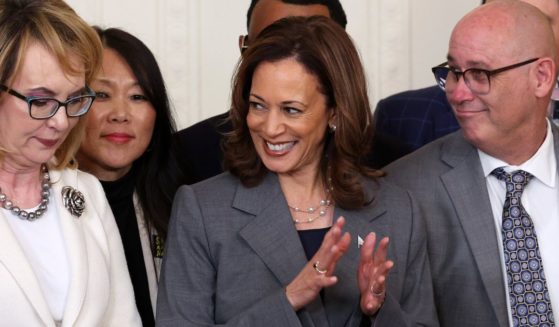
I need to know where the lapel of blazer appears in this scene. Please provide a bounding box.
[323,181,388,327]
[439,134,508,327]
[236,173,328,326]
[50,169,88,327]
[0,209,53,325]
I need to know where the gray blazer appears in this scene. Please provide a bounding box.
[384,125,559,327]
[156,172,438,326]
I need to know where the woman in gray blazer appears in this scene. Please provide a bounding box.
[157,16,437,327]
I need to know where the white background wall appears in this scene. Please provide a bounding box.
[65,0,479,129]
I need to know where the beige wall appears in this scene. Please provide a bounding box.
[66,0,479,129]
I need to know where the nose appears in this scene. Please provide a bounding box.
[262,109,286,137]
[108,97,130,123]
[45,105,70,131]
[446,73,474,104]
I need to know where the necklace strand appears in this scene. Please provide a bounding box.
[292,203,332,224]
[0,164,50,221]
[288,198,332,214]
[289,191,332,224]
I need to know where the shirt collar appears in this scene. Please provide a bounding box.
[478,119,556,187]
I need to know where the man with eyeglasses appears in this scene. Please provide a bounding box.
[375,0,559,161]
[385,1,559,326]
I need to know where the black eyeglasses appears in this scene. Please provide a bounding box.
[0,84,96,120]
[431,58,539,95]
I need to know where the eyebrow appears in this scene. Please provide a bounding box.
[281,100,307,107]
[25,86,87,98]
[93,78,113,87]
[93,78,141,89]
[249,93,307,107]
[249,93,266,102]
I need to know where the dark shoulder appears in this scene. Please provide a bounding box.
[377,85,447,107]
[173,112,231,183]
[175,112,231,142]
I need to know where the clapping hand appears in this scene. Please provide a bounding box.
[285,217,350,311]
[358,232,394,316]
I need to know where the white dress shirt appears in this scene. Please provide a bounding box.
[479,120,559,326]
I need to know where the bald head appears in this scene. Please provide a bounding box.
[452,0,556,64]
[445,0,557,163]
[484,0,559,57]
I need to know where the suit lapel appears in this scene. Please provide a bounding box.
[50,169,87,326]
[440,134,508,327]
[236,173,328,326]
[0,205,53,325]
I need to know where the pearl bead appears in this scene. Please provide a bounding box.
[0,164,50,221]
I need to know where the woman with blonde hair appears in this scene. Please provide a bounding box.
[0,0,140,325]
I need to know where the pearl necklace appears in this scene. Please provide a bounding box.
[0,164,50,221]
[289,197,332,224]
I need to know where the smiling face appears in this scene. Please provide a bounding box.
[0,41,84,169]
[77,48,156,181]
[445,2,554,163]
[247,58,334,178]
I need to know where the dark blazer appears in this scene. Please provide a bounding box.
[384,125,559,326]
[175,113,411,184]
[174,112,230,184]
[374,85,459,153]
[156,172,438,326]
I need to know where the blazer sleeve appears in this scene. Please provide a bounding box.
[156,185,303,327]
[370,190,439,327]
[85,173,142,326]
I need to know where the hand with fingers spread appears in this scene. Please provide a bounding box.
[358,232,394,316]
[285,217,351,311]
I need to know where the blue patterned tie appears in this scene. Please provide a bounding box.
[492,168,554,327]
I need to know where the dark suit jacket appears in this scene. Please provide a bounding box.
[156,172,438,326]
[174,112,230,184]
[383,126,559,326]
[175,113,411,184]
[374,85,459,152]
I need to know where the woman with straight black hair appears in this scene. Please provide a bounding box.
[77,27,189,327]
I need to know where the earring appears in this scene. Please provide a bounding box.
[238,34,249,53]
[329,123,337,132]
